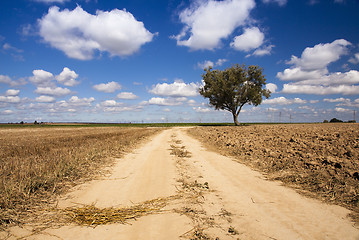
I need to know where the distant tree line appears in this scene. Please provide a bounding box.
[323,118,356,123]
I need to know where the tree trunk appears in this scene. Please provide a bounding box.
[233,113,239,126]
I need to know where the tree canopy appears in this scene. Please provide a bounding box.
[199,64,271,125]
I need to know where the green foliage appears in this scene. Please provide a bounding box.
[199,64,270,125]
[330,118,343,123]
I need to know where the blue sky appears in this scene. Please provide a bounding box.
[0,0,359,123]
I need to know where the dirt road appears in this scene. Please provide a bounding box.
[4,128,359,240]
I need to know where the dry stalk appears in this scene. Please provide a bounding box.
[63,195,181,226]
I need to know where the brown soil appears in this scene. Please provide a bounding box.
[188,123,359,223]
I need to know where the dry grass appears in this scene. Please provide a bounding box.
[0,127,160,227]
[63,195,181,226]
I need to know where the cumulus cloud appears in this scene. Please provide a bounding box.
[335,107,351,113]
[263,96,307,105]
[117,92,138,99]
[216,58,228,66]
[287,39,351,71]
[277,67,328,81]
[100,100,122,107]
[36,95,56,103]
[0,75,12,85]
[29,69,54,86]
[197,58,228,69]
[5,89,20,96]
[231,27,264,52]
[38,6,154,60]
[93,81,122,93]
[282,84,359,95]
[266,83,277,93]
[35,86,71,96]
[149,80,200,97]
[147,97,185,106]
[0,95,21,103]
[197,60,214,69]
[0,75,27,87]
[2,110,14,115]
[174,0,255,50]
[251,44,274,57]
[56,67,80,86]
[193,107,212,113]
[323,97,350,103]
[349,53,359,64]
[68,96,95,106]
[277,39,359,95]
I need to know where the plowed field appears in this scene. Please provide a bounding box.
[189,123,359,222]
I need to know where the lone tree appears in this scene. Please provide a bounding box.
[199,64,271,126]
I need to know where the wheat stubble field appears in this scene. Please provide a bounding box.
[1,124,359,239]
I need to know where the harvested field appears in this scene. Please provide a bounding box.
[0,127,160,227]
[188,123,359,222]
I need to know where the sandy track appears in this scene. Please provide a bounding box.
[4,128,359,240]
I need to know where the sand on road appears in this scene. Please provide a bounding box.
[4,128,359,240]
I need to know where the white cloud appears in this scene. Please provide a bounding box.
[0,95,21,103]
[277,39,359,96]
[263,96,307,105]
[117,92,138,99]
[149,80,200,97]
[5,89,20,96]
[287,39,351,71]
[36,95,56,103]
[193,107,212,113]
[251,44,274,57]
[35,86,71,96]
[266,83,277,93]
[277,67,327,81]
[187,99,196,106]
[93,81,122,93]
[100,100,122,107]
[147,97,184,106]
[197,60,214,69]
[262,0,287,6]
[323,97,350,103]
[2,110,14,115]
[56,67,80,86]
[231,27,264,52]
[282,84,359,95]
[197,58,228,69]
[0,75,12,85]
[38,6,154,60]
[29,69,54,86]
[68,96,95,106]
[0,75,26,87]
[335,107,351,113]
[216,58,228,66]
[3,43,23,53]
[101,106,142,112]
[174,0,255,50]
[349,53,359,64]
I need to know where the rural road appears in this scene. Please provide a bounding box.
[6,128,359,240]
